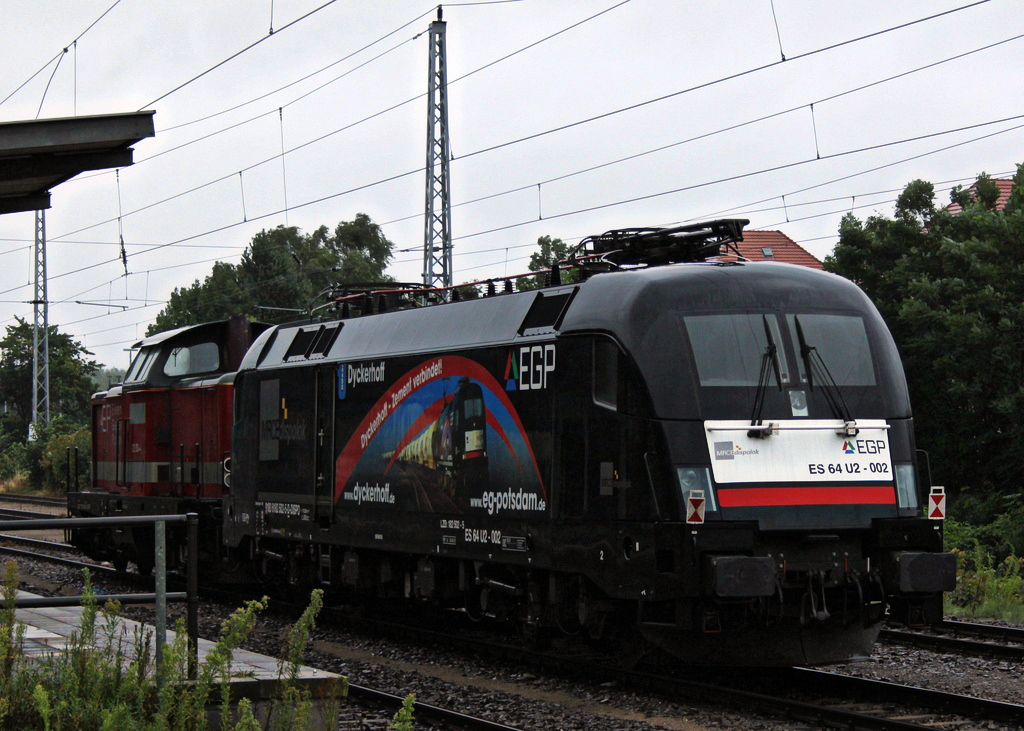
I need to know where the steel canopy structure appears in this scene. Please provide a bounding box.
[0,111,155,215]
[0,111,155,431]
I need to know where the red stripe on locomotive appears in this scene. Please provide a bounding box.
[718,484,896,507]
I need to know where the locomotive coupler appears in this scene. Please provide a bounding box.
[802,571,830,624]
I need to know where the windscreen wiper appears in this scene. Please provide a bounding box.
[794,316,858,436]
[748,315,783,438]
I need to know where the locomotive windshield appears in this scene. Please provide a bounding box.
[684,312,875,388]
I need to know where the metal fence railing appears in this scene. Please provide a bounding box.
[0,512,199,678]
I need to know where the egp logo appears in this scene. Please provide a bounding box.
[505,344,555,391]
[842,438,886,455]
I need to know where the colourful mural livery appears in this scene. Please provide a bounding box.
[334,355,547,516]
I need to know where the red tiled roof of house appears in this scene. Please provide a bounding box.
[946,178,1014,215]
[719,230,822,269]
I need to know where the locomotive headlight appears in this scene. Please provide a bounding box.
[789,389,808,416]
[676,466,716,512]
[679,469,699,489]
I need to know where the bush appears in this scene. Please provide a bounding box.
[39,425,90,493]
[0,564,345,729]
[0,416,89,494]
[945,525,1024,622]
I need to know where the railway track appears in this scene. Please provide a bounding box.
[316,604,1024,730]
[0,493,66,509]
[882,620,1024,663]
[0,493,67,524]
[0,539,120,576]
[9,537,1024,729]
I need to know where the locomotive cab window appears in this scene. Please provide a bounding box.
[685,313,789,387]
[164,341,220,377]
[125,348,157,383]
[786,314,875,386]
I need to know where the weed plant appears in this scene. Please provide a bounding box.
[0,562,345,730]
[944,520,1024,623]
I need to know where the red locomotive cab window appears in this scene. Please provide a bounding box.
[125,348,157,383]
[164,342,220,377]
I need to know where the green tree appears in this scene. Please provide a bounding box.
[150,260,250,334]
[149,214,395,333]
[298,213,396,292]
[92,366,126,392]
[518,235,577,291]
[0,318,99,436]
[238,226,314,323]
[823,165,1024,506]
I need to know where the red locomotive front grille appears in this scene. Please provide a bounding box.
[718,484,896,507]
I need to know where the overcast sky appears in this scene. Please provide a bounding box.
[1,0,1021,371]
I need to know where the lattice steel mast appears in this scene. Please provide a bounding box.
[422,7,452,290]
[31,209,50,435]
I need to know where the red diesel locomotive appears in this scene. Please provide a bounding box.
[72,317,268,574]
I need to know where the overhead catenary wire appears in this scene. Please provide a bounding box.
[49,0,630,242]
[0,0,123,110]
[15,111,1022,309]
[157,8,436,134]
[138,0,342,110]
[0,0,1014,354]
[63,162,1017,337]
[49,6,1019,251]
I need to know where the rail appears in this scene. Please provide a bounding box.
[0,512,200,679]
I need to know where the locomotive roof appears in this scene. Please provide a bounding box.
[131,319,238,348]
[560,259,879,333]
[242,261,888,370]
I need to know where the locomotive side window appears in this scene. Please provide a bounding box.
[593,340,618,409]
[685,314,789,387]
[164,342,220,377]
[786,314,875,386]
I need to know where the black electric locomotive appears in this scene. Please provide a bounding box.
[215,219,955,666]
